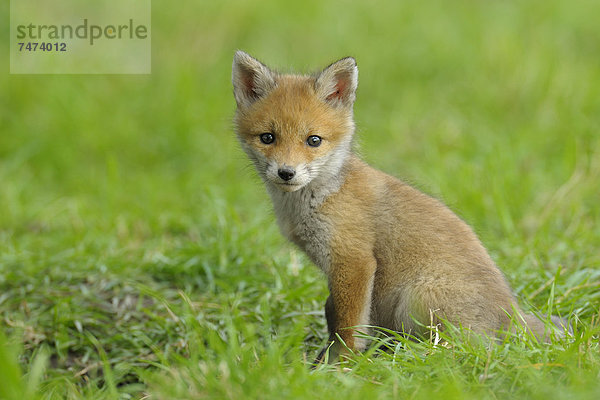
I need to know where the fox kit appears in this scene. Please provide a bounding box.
[232,51,567,362]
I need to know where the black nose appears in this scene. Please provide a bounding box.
[278,167,295,181]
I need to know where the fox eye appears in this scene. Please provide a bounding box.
[260,133,275,144]
[307,135,322,147]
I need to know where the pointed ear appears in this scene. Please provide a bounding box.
[314,57,358,108]
[232,51,277,108]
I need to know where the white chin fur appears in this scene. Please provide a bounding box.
[276,182,305,192]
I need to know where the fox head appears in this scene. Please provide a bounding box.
[232,51,358,192]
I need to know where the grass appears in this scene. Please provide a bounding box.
[1,0,599,398]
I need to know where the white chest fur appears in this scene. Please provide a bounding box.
[267,184,334,274]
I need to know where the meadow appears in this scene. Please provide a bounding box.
[1,0,599,398]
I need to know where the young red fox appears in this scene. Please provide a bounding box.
[232,51,568,362]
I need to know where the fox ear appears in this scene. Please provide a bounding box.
[315,57,358,108]
[232,51,277,108]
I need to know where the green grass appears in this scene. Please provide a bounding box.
[1,0,599,398]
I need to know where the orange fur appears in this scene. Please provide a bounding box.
[236,75,353,169]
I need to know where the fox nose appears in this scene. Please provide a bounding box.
[278,167,296,181]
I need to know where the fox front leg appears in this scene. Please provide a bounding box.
[314,256,376,364]
[314,295,338,364]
